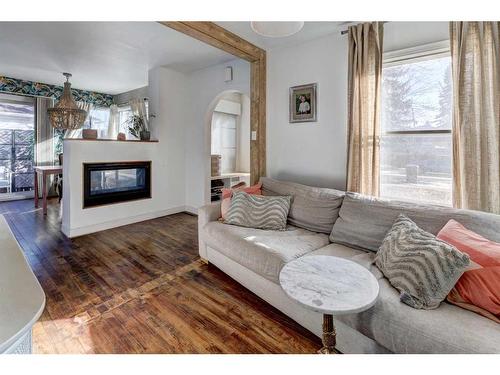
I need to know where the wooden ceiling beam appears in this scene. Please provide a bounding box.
[159,22,264,62]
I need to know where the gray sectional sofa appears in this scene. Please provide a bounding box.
[198,177,500,354]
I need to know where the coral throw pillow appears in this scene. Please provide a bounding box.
[437,219,500,323]
[220,182,262,220]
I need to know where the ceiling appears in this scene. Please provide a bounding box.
[216,22,347,49]
[0,22,235,95]
[0,22,349,95]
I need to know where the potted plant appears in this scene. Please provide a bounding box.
[126,115,150,141]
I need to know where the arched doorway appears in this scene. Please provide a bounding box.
[204,90,251,204]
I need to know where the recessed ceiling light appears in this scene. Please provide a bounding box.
[250,22,304,38]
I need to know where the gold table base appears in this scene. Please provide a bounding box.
[318,314,338,354]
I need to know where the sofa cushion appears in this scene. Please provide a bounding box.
[330,192,500,252]
[307,243,384,280]
[307,242,366,259]
[260,177,345,234]
[337,278,500,353]
[202,221,330,283]
[350,253,385,280]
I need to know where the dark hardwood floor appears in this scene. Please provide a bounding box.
[1,198,320,353]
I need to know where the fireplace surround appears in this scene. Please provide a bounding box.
[83,161,151,208]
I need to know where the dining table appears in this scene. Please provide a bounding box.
[34,165,63,215]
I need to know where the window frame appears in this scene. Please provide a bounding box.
[382,40,452,140]
[383,40,450,67]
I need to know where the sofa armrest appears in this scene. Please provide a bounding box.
[198,202,221,227]
[198,202,221,261]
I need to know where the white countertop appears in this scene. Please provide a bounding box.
[0,215,45,353]
[279,255,379,315]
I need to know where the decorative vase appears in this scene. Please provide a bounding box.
[139,130,151,141]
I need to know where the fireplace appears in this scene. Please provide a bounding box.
[83,161,151,208]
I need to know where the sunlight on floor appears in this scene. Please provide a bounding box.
[33,318,94,354]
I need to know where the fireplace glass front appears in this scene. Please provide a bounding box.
[83,162,151,208]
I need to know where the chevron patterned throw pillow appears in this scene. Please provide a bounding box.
[375,214,470,309]
[224,191,291,231]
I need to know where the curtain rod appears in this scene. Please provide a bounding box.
[340,21,388,35]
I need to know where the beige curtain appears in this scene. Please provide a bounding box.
[129,98,149,130]
[346,22,384,196]
[450,22,500,214]
[35,97,55,166]
[35,97,57,197]
[107,104,119,139]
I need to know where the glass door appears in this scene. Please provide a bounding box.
[0,93,36,201]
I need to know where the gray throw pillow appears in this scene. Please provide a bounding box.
[375,214,470,310]
[260,177,345,234]
[224,191,291,231]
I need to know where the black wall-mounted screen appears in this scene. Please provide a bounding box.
[83,161,151,208]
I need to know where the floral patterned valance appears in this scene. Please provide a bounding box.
[0,75,114,106]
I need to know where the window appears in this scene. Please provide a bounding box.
[211,111,237,173]
[54,105,111,156]
[0,94,35,194]
[117,99,149,136]
[84,106,110,134]
[53,98,150,155]
[380,48,452,206]
[118,105,132,134]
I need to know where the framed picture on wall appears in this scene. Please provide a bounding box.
[289,83,317,123]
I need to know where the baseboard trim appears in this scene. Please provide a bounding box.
[184,205,198,215]
[62,206,187,238]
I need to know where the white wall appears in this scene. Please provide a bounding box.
[148,66,188,208]
[62,66,188,237]
[267,33,349,189]
[266,21,449,191]
[184,59,250,210]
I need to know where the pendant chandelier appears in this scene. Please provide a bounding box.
[47,73,87,130]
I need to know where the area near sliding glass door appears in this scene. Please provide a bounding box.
[0,93,35,200]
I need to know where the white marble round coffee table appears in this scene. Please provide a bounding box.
[279,255,379,354]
